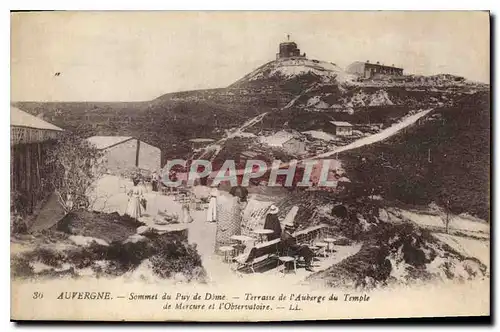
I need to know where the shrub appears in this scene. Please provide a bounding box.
[11,257,33,278]
[150,236,204,281]
[23,248,65,268]
[103,240,156,271]
[13,226,206,281]
[11,215,28,235]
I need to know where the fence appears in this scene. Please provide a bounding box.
[11,141,56,215]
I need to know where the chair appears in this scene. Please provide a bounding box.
[232,238,281,273]
[278,248,298,275]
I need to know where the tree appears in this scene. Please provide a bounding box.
[43,133,104,213]
[443,199,453,234]
[429,200,453,234]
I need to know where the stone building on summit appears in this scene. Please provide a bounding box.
[276,35,306,60]
[346,61,404,79]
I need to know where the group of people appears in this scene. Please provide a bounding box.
[207,184,315,272]
[125,175,316,272]
[263,205,315,272]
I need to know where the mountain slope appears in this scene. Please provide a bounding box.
[231,57,354,87]
[13,56,489,165]
[341,91,490,219]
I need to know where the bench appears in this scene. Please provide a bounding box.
[293,224,327,244]
[232,238,281,273]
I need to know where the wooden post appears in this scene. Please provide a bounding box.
[26,144,32,212]
[135,139,141,168]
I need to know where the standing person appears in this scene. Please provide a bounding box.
[263,205,281,241]
[151,170,158,192]
[156,170,164,193]
[125,178,144,221]
[206,186,219,223]
[180,202,194,223]
[215,190,242,251]
[177,192,193,224]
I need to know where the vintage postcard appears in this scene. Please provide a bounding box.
[10,11,490,321]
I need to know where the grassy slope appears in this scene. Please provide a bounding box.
[341,91,490,219]
[13,85,294,161]
[12,65,332,161]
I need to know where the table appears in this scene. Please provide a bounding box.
[252,229,274,243]
[219,246,235,263]
[230,235,254,242]
[314,241,328,258]
[278,256,296,275]
[324,238,336,256]
[230,235,255,255]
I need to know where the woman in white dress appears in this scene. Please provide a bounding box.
[178,192,194,224]
[206,186,219,223]
[125,178,144,220]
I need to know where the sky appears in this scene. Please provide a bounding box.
[11,11,490,102]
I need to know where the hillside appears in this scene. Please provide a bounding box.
[230,57,353,90]
[13,88,290,160]
[13,55,489,168]
[12,50,490,291]
[12,57,351,162]
[340,90,490,220]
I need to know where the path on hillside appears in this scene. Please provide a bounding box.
[385,207,490,270]
[306,108,434,160]
[197,106,433,175]
[284,83,320,109]
[260,108,434,173]
[198,112,268,160]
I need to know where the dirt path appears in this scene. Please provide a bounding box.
[198,112,268,160]
[262,108,434,173]
[306,108,434,160]
[386,207,490,271]
[432,233,489,270]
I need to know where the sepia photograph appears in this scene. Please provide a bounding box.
[10,10,490,321]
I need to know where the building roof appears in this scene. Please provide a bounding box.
[11,106,64,131]
[349,61,403,70]
[86,136,134,150]
[189,138,215,143]
[330,121,353,127]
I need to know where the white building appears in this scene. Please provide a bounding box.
[87,136,161,174]
[329,121,353,136]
